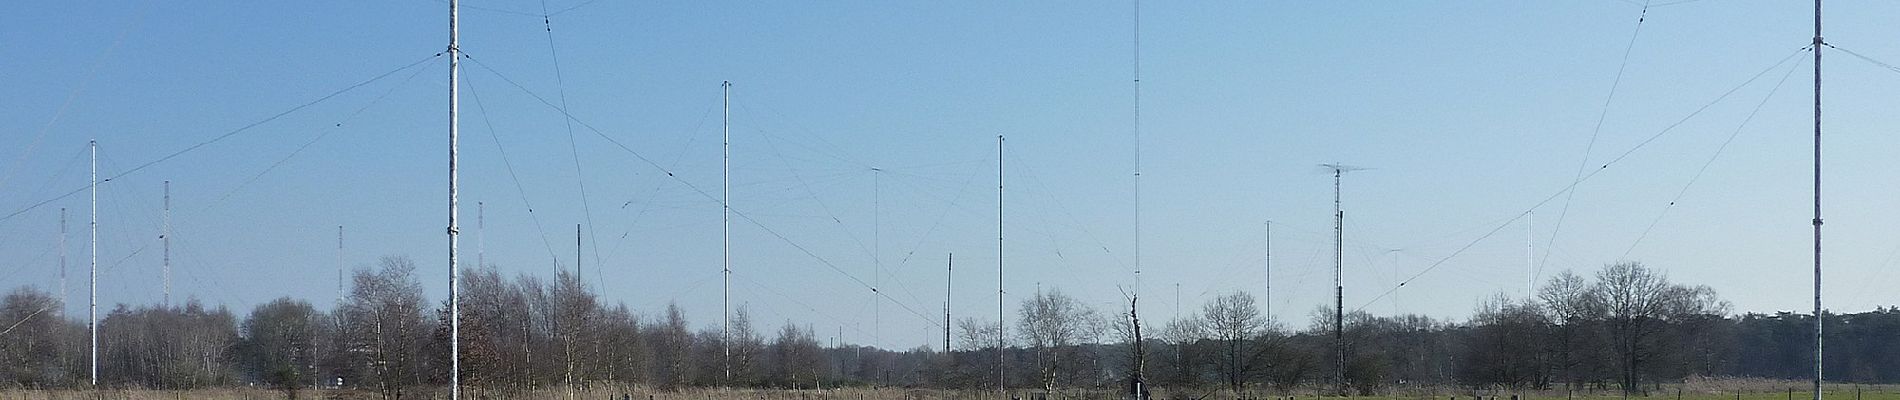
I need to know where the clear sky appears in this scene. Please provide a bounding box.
[6,0,1900,351]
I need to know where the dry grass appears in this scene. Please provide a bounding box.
[2,380,1895,400]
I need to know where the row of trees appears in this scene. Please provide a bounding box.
[0,259,1894,396]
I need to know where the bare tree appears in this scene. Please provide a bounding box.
[0,287,83,387]
[729,305,764,385]
[651,302,693,389]
[338,256,428,399]
[1201,291,1270,392]
[1017,288,1101,392]
[1458,293,1549,389]
[1539,269,1606,390]
[1596,261,1687,396]
[767,321,822,388]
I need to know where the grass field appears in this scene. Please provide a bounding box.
[3,380,1894,400]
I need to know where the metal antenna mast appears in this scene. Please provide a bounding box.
[1321,163,1364,395]
[873,167,882,353]
[162,180,171,306]
[1132,0,1143,304]
[88,139,98,386]
[996,134,1006,394]
[1810,1,1824,399]
[337,226,344,305]
[945,253,953,353]
[478,202,484,269]
[446,0,463,395]
[1264,221,1271,319]
[59,208,67,306]
[721,80,732,385]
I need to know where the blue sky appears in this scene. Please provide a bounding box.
[6,0,1900,350]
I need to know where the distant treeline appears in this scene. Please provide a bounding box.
[0,258,1894,398]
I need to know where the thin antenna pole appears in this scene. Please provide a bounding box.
[1132,0,1143,306]
[478,202,484,269]
[1332,166,1345,395]
[873,167,881,353]
[946,253,953,353]
[162,180,171,306]
[721,80,732,385]
[337,226,344,305]
[576,224,582,278]
[1172,283,1179,322]
[1264,221,1271,319]
[60,208,67,307]
[1811,1,1824,399]
[446,0,463,394]
[1528,212,1535,299]
[88,139,97,386]
[996,134,1006,394]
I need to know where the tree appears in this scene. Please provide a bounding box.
[1017,288,1101,392]
[651,302,693,389]
[1201,291,1272,392]
[1457,294,1548,389]
[1595,261,1724,396]
[729,305,765,385]
[238,298,323,398]
[1538,269,1606,390]
[338,256,428,399]
[0,287,83,387]
[768,321,823,388]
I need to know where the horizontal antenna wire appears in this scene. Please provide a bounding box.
[0,53,443,225]
[205,57,440,214]
[463,55,944,330]
[1353,47,1808,312]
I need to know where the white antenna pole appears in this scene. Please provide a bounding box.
[1131,0,1143,307]
[337,226,344,305]
[721,80,732,385]
[873,167,881,353]
[1810,1,1824,399]
[1528,212,1535,299]
[996,134,1006,394]
[60,208,67,307]
[1264,220,1271,320]
[446,0,463,395]
[162,180,171,306]
[478,202,484,269]
[88,139,98,387]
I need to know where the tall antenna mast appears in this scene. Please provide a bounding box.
[996,134,1006,394]
[59,208,67,306]
[721,80,732,385]
[1809,1,1824,399]
[1131,0,1143,304]
[945,253,953,353]
[88,139,98,386]
[1264,221,1271,319]
[1321,162,1364,395]
[478,202,484,269]
[337,226,344,305]
[446,0,463,395]
[1527,212,1535,299]
[873,167,882,353]
[162,180,171,306]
